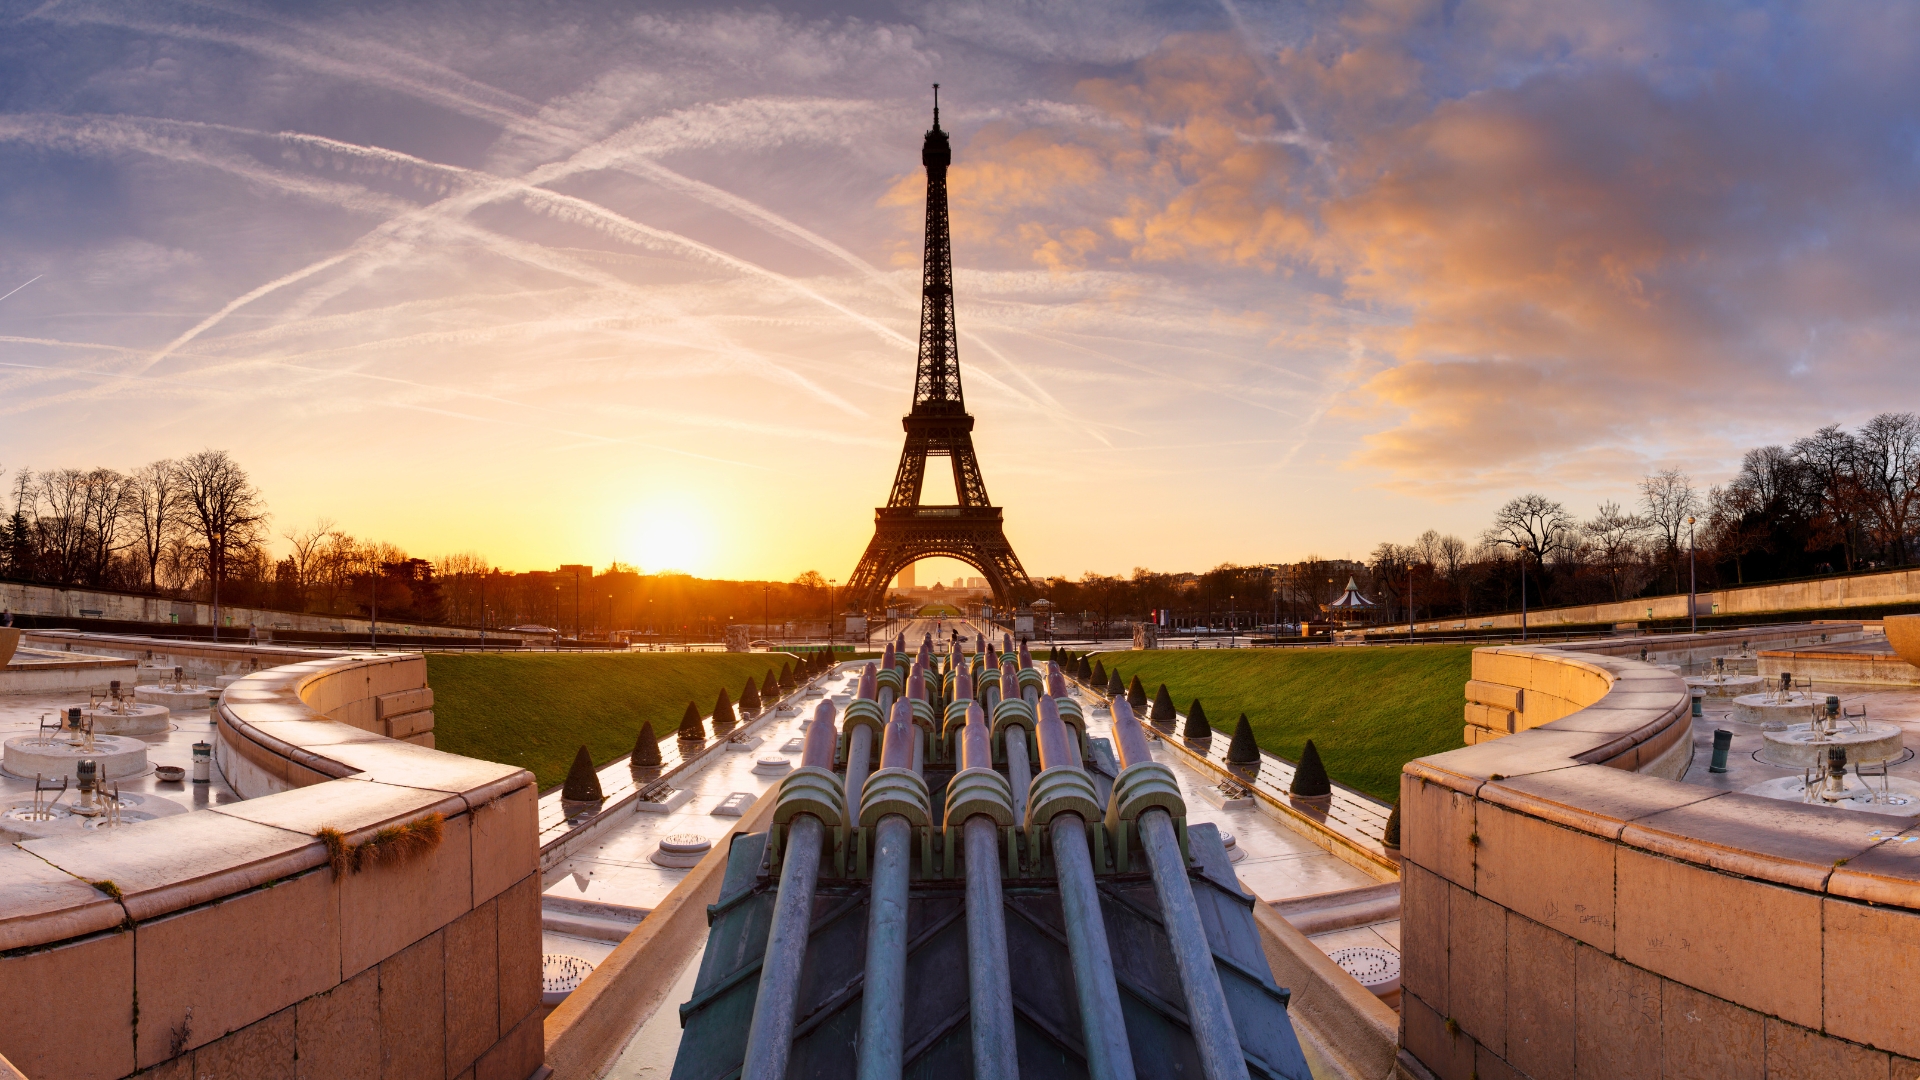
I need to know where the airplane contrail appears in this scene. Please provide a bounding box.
[0,275,43,304]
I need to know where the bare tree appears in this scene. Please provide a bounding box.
[1794,425,1865,570]
[1485,495,1578,566]
[173,450,268,613]
[282,518,341,612]
[127,461,183,592]
[1705,482,1766,583]
[31,469,92,584]
[80,468,134,585]
[1639,469,1700,591]
[1856,412,1920,565]
[1582,501,1650,601]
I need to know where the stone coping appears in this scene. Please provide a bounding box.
[1405,638,1920,907]
[0,651,532,953]
[1401,639,1920,1072]
[1411,638,1920,922]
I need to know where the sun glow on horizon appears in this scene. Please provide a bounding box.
[622,502,715,577]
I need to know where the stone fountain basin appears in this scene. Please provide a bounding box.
[134,684,221,709]
[3,733,149,781]
[1732,693,1820,729]
[79,702,171,735]
[1760,721,1904,768]
[1686,675,1765,698]
[1742,774,1920,817]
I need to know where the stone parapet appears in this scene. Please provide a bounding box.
[0,650,540,1080]
[1403,640,1920,1079]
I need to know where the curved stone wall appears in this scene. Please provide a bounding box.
[0,652,541,1080]
[1403,643,1920,1079]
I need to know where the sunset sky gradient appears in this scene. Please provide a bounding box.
[1,0,1915,581]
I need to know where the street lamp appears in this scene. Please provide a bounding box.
[1688,515,1698,634]
[209,527,224,643]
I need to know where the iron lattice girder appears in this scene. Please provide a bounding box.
[845,507,1033,612]
[886,415,992,509]
[847,100,1032,613]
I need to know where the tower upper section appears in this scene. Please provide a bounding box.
[911,85,963,416]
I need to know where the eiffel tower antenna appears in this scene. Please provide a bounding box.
[843,90,1034,617]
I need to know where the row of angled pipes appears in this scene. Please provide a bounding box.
[744,630,1249,1080]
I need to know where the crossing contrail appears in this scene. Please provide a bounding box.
[0,275,43,304]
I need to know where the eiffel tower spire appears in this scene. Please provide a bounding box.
[843,88,1033,616]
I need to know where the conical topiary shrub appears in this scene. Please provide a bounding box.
[678,701,705,741]
[779,662,794,689]
[1107,669,1124,696]
[1091,660,1107,687]
[762,671,779,703]
[1183,699,1211,740]
[1151,684,1176,726]
[1128,676,1148,710]
[631,723,662,769]
[1076,656,1092,682]
[711,688,736,733]
[740,677,762,715]
[1290,739,1331,797]
[562,745,603,803]
[1382,802,1401,850]
[1228,713,1259,764]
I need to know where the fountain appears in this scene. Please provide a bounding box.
[135,666,222,710]
[1744,695,1920,815]
[74,680,172,735]
[1685,656,1764,698]
[1731,672,1821,729]
[1709,641,1760,675]
[3,707,150,782]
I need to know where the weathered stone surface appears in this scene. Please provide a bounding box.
[1505,914,1576,1080]
[1573,944,1660,1080]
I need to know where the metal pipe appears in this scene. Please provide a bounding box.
[1005,727,1032,823]
[952,700,1018,1078]
[745,814,823,1080]
[1138,809,1248,1080]
[846,725,874,823]
[1035,696,1133,1079]
[964,815,1018,1080]
[1109,697,1245,1078]
[1052,815,1134,1080]
[857,702,918,1080]
[743,703,840,1080]
[1045,665,1084,768]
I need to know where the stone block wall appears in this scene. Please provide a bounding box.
[1404,643,1920,1079]
[0,652,542,1080]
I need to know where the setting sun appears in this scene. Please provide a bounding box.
[622,503,713,576]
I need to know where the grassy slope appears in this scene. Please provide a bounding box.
[426,652,799,791]
[1091,645,1474,803]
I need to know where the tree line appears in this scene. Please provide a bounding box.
[9,414,1914,634]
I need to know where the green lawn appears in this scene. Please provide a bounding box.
[426,652,802,791]
[1089,646,1474,803]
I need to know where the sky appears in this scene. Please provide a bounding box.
[1,0,1916,583]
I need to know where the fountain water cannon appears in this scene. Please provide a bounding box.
[1709,730,1732,773]
[747,701,844,1080]
[192,741,212,783]
[1825,745,1850,800]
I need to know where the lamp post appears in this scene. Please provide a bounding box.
[1228,595,1236,648]
[763,584,770,643]
[1409,563,1415,644]
[209,527,224,643]
[1688,515,1698,635]
[479,571,486,650]
[369,549,379,652]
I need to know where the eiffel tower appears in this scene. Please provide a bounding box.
[844,87,1033,615]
